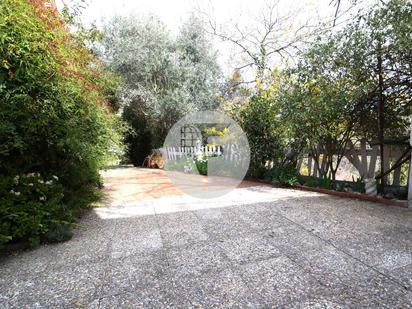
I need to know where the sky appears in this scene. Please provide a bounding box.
[71,0,351,30]
[57,0,371,76]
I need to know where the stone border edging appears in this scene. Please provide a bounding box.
[249,178,408,208]
[292,185,407,208]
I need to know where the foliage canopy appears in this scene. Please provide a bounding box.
[100,15,222,165]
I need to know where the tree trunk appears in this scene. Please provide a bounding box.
[408,119,412,208]
[377,49,385,194]
[330,158,336,182]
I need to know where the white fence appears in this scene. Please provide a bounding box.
[163,146,221,160]
[163,145,245,161]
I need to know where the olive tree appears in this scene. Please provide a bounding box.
[100,15,222,164]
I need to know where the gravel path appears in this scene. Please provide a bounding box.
[1,167,412,308]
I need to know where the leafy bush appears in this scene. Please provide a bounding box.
[164,154,217,176]
[352,177,365,193]
[0,0,125,247]
[299,175,367,193]
[300,176,319,188]
[0,174,66,247]
[195,156,209,176]
[335,182,346,192]
[236,95,288,175]
[318,177,334,190]
[268,164,299,187]
[246,166,267,179]
[299,175,333,189]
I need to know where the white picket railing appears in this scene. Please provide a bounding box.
[163,145,222,160]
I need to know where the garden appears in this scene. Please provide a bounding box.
[0,0,411,250]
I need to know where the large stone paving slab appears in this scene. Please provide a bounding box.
[165,243,230,278]
[1,167,412,308]
[237,255,326,307]
[2,261,105,308]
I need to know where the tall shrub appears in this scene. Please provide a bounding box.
[236,95,287,176]
[0,0,125,247]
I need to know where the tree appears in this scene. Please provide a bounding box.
[279,60,356,181]
[324,0,412,188]
[100,15,222,165]
[219,69,253,115]
[278,0,412,185]
[204,1,311,84]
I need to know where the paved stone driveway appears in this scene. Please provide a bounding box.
[1,167,412,308]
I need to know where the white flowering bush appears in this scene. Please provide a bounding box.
[194,153,221,176]
[0,173,67,247]
[165,155,211,176]
[194,155,208,175]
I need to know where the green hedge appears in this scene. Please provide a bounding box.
[0,0,125,248]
